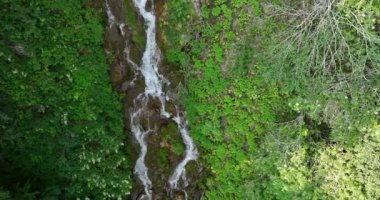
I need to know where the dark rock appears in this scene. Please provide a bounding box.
[9,41,31,58]
[243,140,249,152]
[220,116,231,143]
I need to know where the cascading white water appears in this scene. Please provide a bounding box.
[168,112,198,189]
[106,0,198,199]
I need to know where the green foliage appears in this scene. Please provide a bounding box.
[315,125,380,199]
[163,0,380,199]
[264,0,380,142]
[0,188,10,200]
[186,75,282,199]
[211,6,222,17]
[163,0,285,199]
[244,0,380,199]
[0,0,131,198]
[160,0,194,67]
[244,120,319,199]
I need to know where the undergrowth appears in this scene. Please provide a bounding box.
[163,0,380,199]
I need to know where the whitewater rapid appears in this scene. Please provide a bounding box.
[106,0,198,199]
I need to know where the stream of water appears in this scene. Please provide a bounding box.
[106,1,198,199]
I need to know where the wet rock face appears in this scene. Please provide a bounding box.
[104,1,203,199]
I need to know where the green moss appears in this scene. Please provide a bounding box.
[161,121,186,156]
[157,148,170,168]
[124,0,145,49]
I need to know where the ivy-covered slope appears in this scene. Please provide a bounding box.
[0,0,132,199]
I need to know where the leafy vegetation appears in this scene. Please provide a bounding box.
[0,0,131,198]
[265,0,379,143]
[163,0,380,199]
[1,0,379,199]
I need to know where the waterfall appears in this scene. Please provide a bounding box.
[106,0,198,199]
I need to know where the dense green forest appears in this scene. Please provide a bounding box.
[0,0,131,199]
[1,0,379,199]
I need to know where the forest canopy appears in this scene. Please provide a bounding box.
[0,0,131,199]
